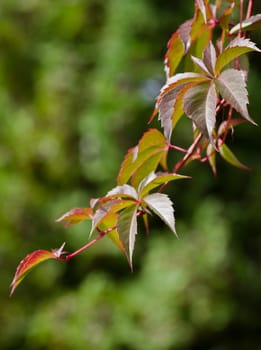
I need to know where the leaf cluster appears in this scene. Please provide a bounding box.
[10,0,260,296]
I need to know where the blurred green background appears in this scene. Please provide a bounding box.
[0,1,260,349]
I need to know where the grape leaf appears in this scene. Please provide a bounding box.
[215,69,256,124]
[230,14,261,34]
[56,208,93,228]
[183,81,217,143]
[215,38,260,75]
[143,193,177,238]
[117,205,138,270]
[10,243,66,296]
[218,142,250,170]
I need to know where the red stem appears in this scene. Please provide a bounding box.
[246,0,254,19]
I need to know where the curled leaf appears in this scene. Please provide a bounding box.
[10,244,66,296]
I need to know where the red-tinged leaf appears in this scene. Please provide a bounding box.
[207,143,216,175]
[218,141,250,170]
[117,129,167,185]
[165,31,185,78]
[202,41,216,76]
[219,2,235,31]
[139,172,190,197]
[218,118,246,136]
[143,193,177,238]
[215,38,260,75]
[106,184,138,200]
[183,81,217,144]
[90,199,135,237]
[117,205,138,270]
[215,69,256,124]
[10,244,66,296]
[230,14,261,34]
[56,208,93,228]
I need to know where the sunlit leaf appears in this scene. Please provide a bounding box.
[117,129,167,185]
[183,81,217,143]
[230,14,261,34]
[215,69,256,124]
[215,38,260,75]
[56,208,93,228]
[117,205,138,270]
[218,141,250,170]
[106,184,138,200]
[10,244,66,296]
[143,193,177,238]
[139,172,190,197]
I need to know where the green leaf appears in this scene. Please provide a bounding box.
[230,14,261,34]
[218,142,250,170]
[117,205,138,270]
[117,129,167,185]
[143,193,177,238]
[196,0,208,23]
[183,81,217,143]
[10,243,66,296]
[207,143,216,175]
[56,208,93,228]
[219,3,235,31]
[139,172,190,197]
[215,69,256,124]
[215,38,260,75]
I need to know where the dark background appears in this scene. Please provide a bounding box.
[0,1,260,349]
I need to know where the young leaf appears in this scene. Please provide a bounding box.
[56,208,93,228]
[215,69,256,124]
[117,129,167,185]
[218,142,250,170]
[143,193,177,238]
[215,38,260,75]
[191,55,212,76]
[196,0,208,24]
[218,118,245,136]
[183,81,217,143]
[117,205,138,270]
[230,14,261,34]
[219,2,235,31]
[10,244,66,296]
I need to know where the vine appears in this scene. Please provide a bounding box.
[10,0,260,296]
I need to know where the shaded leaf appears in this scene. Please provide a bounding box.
[56,208,93,228]
[219,2,235,31]
[202,41,216,76]
[230,14,261,34]
[183,81,217,143]
[10,244,66,296]
[218,141,250,170]
[191,55,212,76]
[117,205,138,270]
[117,129,167,185]
[143,193,177,238]
[215,38,260,74]
[215,69,256,124]
[207,143,216,175]
[218,118,245,136]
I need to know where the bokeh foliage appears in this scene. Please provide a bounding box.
[0,0,260,349]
